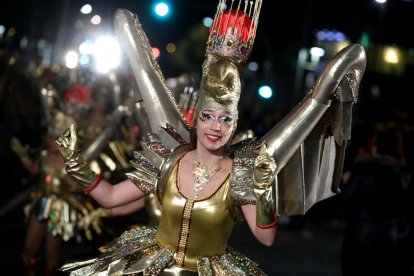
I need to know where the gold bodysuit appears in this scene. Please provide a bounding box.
[156,159,234,270]
[61,155,265,275]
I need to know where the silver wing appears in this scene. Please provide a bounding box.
[262,44,367,216]
[113,9,191,143]
[113,9,195,200]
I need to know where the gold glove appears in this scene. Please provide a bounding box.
[81,208,111,227]
[79,208,110,239]
[55,122,99,190]
[10,137,31,167]
[253,144,277,228]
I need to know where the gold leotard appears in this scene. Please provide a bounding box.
[156,159,233,269]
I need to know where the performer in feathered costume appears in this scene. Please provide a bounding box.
[55,0,366,274]
[12,80,154,275]
[10,85,110,276]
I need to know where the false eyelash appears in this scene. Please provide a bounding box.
[200,112,213,121]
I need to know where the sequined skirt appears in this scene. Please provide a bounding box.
[60,226,266,275]
[25,191,105,242]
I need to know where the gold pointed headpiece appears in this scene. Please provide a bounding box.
[206,0,263,64]
[194,0,263,129]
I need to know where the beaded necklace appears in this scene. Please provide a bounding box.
[191,159,221,199]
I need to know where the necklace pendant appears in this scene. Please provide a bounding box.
[192,159,221,199]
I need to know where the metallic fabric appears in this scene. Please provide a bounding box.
[113,9,191,141]
[25,151,105,242]
[252,145,276,226]
[206,0,263,65]
[55,124,100,190]
[260,44,367,215]
[155,160,234,270]
[113,6,367,220]
[196,54,242,121]
[68,6,370,275]
[61,158,265,275]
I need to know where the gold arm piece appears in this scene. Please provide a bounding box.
[252,145,277,227]
[261,44,367,216]
[263,44,366,174]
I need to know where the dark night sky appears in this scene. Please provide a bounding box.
[2,0,413,50]
[1,0,413,78]
[1,0,414,118]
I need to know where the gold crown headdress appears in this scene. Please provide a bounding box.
[195,0,263,125]
[206,0,263,64]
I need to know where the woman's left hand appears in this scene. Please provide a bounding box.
[253,144,276,186]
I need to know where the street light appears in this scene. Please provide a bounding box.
[154,2,170,18]
[258,85,273,99]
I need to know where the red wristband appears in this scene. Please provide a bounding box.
[83,175,102,193]
[256,211,278,229]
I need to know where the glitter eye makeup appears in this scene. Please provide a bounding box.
[199,112,215,122]
[199,112,233,127]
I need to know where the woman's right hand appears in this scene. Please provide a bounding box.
[55,122,99,190]
[55,122,78,161]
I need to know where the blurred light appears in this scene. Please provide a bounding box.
[334,32,345,41]
[9,57,16,65]
[79,55,91,67]
[7,27,16,37]
[383,47,400,64]
[74,20,84,29]
[20,37,28,48]
[203,17,213,27]
[65,51,78,69]
[80,4,92,14]
[166,43,176,53]
[166,78,178,88]
[248,61,259,71]
[370,85,380,99]
[375,0,387,3]
[155,2,169,17]
[91,15,101,25]
[258,85,273,99]
[360,32,370,48]
[0,25,4,38]
[152,47,160,58]
[93,36,121,73]
[316,31,325,40]
[325,31,335,41]
[316,29,345,42]
[310,47,325,57]
[79,40,94,55]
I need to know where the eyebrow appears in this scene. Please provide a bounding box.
[201,109,233,117]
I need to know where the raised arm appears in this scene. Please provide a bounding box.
[260,44,367,215]
[263,44,366,174]
[55,123,145,208]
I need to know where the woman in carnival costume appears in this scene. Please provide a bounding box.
[55,0,367,274]
[10,85,109,276]
[11,84,147,275]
